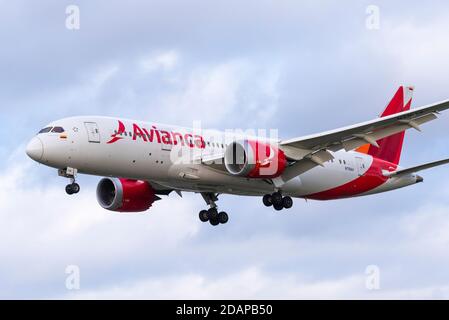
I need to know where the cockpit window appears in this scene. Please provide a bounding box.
[51,126,65,133]
[38,127,53,134]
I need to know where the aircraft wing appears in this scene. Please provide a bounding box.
[274,99,449,186]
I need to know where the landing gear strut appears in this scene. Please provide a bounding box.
[58,167,80,195]
[263,191,293,211]
[199,193,229,226]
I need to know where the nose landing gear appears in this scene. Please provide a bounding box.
[263,192,293,211]
[199,193,229,226]
[58,167,80,195]
[65,182,80,195]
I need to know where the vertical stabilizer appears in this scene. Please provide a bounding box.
[356,86,414,164]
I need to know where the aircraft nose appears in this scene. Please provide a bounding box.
[26,137,44,161]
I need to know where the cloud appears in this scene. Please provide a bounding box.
[0,152,201,298]
[362,13,449,98]
[4,52,282,135]
[399,202,449,255]
[66,266,449,299]
[140,50,179,73]
[66,267,365,299]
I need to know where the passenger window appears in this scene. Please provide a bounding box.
[51,127,65,133]
[38,127,53,134]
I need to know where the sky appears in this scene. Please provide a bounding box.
[1,0,449,299]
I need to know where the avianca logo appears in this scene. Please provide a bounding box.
[107,120,206,149]
[106,120,126,144]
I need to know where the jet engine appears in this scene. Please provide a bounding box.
[224,140,287,178]
[96,178,156,212]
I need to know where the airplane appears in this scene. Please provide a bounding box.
[26,86,449,226]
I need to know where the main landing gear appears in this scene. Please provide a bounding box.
[263,191,293,211]
[58,167,80,195]
[199,193,229,226]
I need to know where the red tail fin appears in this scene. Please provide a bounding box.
[356,86,413,164]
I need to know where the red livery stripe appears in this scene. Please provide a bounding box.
[306,157,396,200]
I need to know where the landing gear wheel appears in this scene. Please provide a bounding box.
[218,211,229,224]
[65,183,80,195]
[209,217,220,226]
[263,194,272,207]
[207,208,218,221]
[199,210,209,222]
[282,196,293,209]
[71,183,80,194]
[65,184,74,195]
[273,203,284,211]
[200,193,229,227]
[271,192,283,206]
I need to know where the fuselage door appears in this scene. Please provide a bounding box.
[355,157,365,176]
[84,122,101,143]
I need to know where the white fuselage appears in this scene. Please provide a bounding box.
[26,116,419,199]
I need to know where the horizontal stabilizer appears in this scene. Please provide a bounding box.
[389,157,449,176]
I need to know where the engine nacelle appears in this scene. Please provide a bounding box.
[96,178,156,212]
[224,140,287,178]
